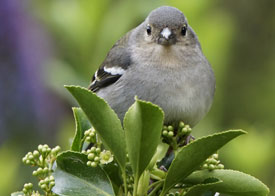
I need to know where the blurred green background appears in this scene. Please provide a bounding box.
[0,0,274,195]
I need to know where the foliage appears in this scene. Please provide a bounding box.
[12,86,269,196]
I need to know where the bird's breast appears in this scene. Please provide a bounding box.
[121,63,214,126]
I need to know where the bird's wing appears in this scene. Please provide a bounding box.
[88,31,132,92]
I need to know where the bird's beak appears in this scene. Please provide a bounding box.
[161,27,171,39]
[158,28,176,46]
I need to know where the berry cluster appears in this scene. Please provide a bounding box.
[21,144,61,196]
[38,175,55,193]
[162,121,193,150]
[83,128,114,167]
[86,146,102,167]
[22,145,60,167]
[84,128,96,143]
[86,147,114,167]
[201,153,224,171]
[22,183,33,195]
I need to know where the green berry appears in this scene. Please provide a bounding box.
[52,146,61,154]
[43,144,49,148]
[202,163,208,169]
[94,156,100,162]
[33,150,39,157]
[167,125,174,132]
[49,181,55,189]
[42,147,47,153]
[38,144,43,151]
[181,127,188,134]
[208,158,218,165]
[41,184,47,190]
[32,170,38,176]
[209,164,215,170]
[44,177,50,184]
[212,153,218,159]
[49,175,54,181]
[96,147,101,153]
[84,131,90,136]
[29,183,33,188]
[168,131,174,137]
[88,153,95,160]
[163,125,168,130]
[217,164,224,169]
[162,130,168,136]
[22,157,27,163]
[91,162,97,167]
[23,188,27,193]
[43,167,49,173]
[91,147,96,153]
[28,154,34,160]
[179,121,185,128]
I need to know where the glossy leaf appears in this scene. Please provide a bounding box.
[184,178,222,196]
[148,142,169,170]
[124,98,164,179]
[183,169,270,196]
[71,107,91,152]
[160,130,246,195]
[66,85,126,169]
[101,163,123,195]
[52,151,115,196]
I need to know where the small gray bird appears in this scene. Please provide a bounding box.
[89,6,215,127]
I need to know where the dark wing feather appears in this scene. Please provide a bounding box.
[88,31,132,92]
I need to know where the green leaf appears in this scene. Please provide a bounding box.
[52,151,115,196]
[148,142,169,170]
[65,85,126,169]
[101,163,123,195]
[183,169,270,196]
[11,192,24,196]
[184,178,222,196]
[160,130,246,195]
[71,107,91,152]
[123,98,164,179]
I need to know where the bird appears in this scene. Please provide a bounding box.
[88,6,215,127]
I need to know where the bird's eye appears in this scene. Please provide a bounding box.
[146,25,152,35]
[181,25,187,36]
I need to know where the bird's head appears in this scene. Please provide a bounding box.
[140,6,197,47]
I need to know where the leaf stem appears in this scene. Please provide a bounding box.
[147,180,163,192]
[133,175,139,196]
[148,181,163,196]
[122,170,128,196]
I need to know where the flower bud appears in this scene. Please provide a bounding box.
[88,153,95,160]
[168,131,174,137]
[90,147,96,153]
[33,150,39,157]
[91,162,97,167]
[167,126,173,132]
[96,147,101,153]
[179,121,185,128]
